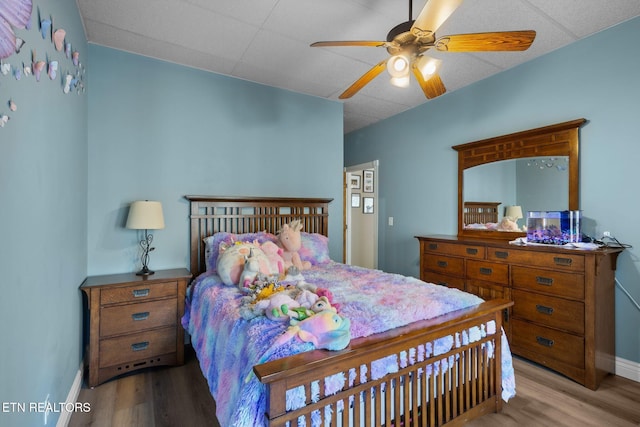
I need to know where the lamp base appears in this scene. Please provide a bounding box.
[136,266,155,276]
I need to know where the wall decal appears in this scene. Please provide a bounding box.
[0,0,33,59]
[0,0,87,130]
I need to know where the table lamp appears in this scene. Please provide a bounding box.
[126,200,165,275]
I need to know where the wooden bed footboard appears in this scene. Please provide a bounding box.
[255,299,512,427]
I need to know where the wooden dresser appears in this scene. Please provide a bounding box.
[416,235,622,390]
[81,268,191,387]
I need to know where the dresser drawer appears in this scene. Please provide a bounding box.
[422,271,465,291]
[100,281,177,305]
[100,299,177,337]
[512,266,584,299]
[99,326,177,368]
[487,247,584,272]
[423,255,465,277]
[423,241,485,259]
[512,290,584,334]
[466,260,509,285]
[511,319,584,369]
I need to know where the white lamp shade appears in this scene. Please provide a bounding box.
[505,205,523,220]
[126,201,165,230]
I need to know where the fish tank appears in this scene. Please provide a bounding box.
[526,210,582,244]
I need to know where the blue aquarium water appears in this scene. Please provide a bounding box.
[526,210,581,244]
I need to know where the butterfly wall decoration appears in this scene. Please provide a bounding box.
[0,0,33,59]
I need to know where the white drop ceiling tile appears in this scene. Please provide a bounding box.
[185,0,280,27]
[266,0,396,43]
[528,0,640,37]
[85,20,238,76]
[79,0,260,62]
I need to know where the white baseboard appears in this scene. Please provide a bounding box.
[616,356,640,383]
[56,361,83,427]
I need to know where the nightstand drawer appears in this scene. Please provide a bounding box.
[100,281,177,305]
[423,255,465,276]
[512,266,584,299]
[511,319,584,369]
[99,326,176,368]
[466,260,508,285]
[100,299,177,337]
[512,289,584,334]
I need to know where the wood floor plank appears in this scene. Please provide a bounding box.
[69,348,639,427]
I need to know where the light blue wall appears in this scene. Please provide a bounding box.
[345,17,640,364]
[87,46,344,276]
[0,0,88,425]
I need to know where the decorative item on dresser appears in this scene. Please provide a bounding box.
[80,268,191,387]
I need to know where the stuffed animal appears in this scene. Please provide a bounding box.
[255,291,301,322]
[277,220,311,272]
[496,216,521,232]
[238,249,262,289]
[217,240,281,286]
[273,309,351,351]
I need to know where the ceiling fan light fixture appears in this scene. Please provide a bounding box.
[387,55,410,78]
[415,56,441,78]
[390,75,410,88]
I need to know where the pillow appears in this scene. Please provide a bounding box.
[203,231,277,272]
[298,232,331,265]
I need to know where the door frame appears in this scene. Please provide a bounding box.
[344,160,379,267]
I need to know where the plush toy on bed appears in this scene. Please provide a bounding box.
[217,240,284,287]
[277,220,311,272]
[274,309,351,351]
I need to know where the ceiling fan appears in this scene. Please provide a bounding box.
[311,0,536,100]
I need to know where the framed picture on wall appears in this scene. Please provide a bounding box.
[350,174,361,189]
[363,170,374,193]
[351,193,361,208]
[363,197,374,214]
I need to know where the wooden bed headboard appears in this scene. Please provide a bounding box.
[186,196,332,277]
[463,201,500,225]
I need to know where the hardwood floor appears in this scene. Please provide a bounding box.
[70,347,640,427]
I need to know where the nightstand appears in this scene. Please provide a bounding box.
[81,268,191,387]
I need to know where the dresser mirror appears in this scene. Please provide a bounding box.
[453,118,586,240]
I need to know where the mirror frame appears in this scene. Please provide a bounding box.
[453,118,586,240]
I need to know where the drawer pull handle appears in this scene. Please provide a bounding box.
[536,276,554,286]
[495,251,509,259]
[536,304,554,315]
[479,267,493,275]
[132,288,150,298]
[429,243,438,250]
[132,312,150,321]
[553,257,572,266]
[466,248,478,255]
[536,336,554,347]
[437,260,448,268]
[131,341,149,352]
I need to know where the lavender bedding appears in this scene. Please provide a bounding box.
[182,260,516,427]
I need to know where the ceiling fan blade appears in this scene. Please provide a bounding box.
[435,30,536,52]
[412,63,446,99]
[412,0,464,38]
[339,60,387,99]
[311,41,391,48]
